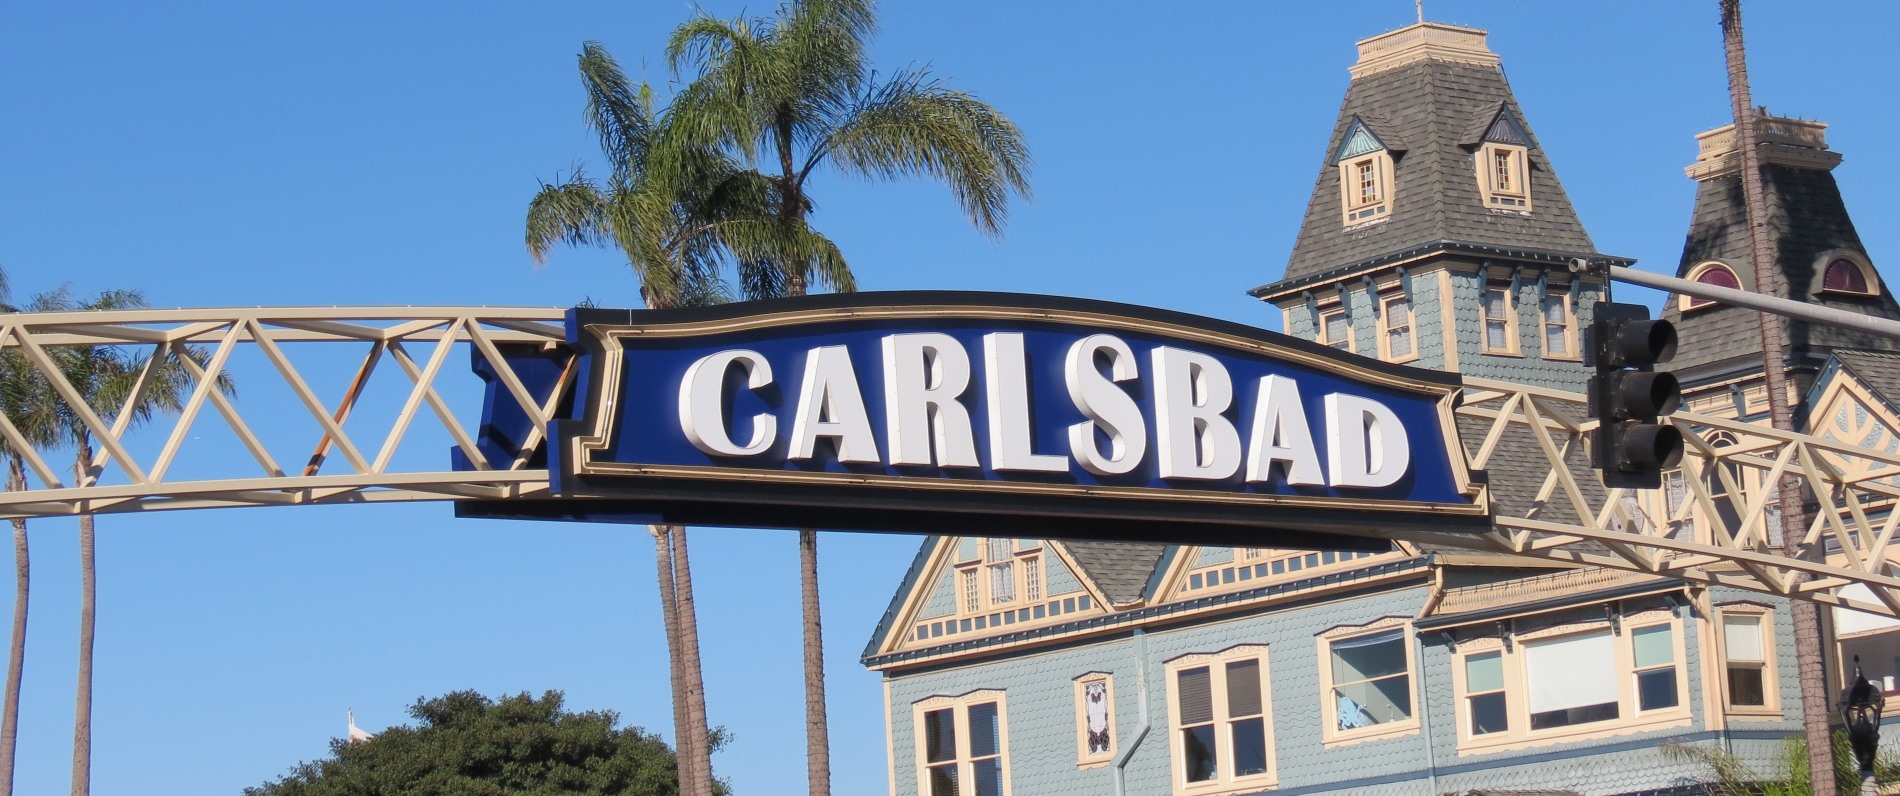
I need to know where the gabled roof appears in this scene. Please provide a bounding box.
[1264,29,1598,294]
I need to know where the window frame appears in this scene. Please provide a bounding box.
[1716,605,1782,716]
[1480,280,1520,355]
[1459,645,1510,740]
[1337,150,1395,226]
[1164,646,1277,795]
[1680,261,1742,312]
[953,541,1048,616]
[1452,609,1692,755]
[912,690,1012,796]
[1379,290,1417,363]
[1538,284,1578,361]
[1073,673,1117,768]
[1317,619,1420,746]
[1476,142,1533,211]
[1815,251,1879,298]
[1318,304,1353,353]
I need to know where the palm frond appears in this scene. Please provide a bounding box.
[817,69,1031,237]
[578,43,652,179]
[525,174,610,265]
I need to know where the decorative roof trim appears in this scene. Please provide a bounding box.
[1333,117,1391,165]
[1252,240,1631,301]
[1349,22,1499,79]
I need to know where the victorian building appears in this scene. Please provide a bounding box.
[863,21,1895,796]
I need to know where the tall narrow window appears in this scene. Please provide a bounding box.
[986,539,1015,605]
[1075,675,1115,764]
[961,569,979,614]
[1477,142,1531,209]
[1169,648,1273,790]
[1381,294,1414,361]
[1525,631,1619,730]
[1023,556,1042,602]
[1631,624,1680,712]
[1493,150,1514,193]
[1329,630,1413,732]
[1357,160,1381,205]
[1464,651,1508,736]
[915,693,1009,796]
[1723,614,1770,707]
[1322,309,1351,352]
[1482,285,1516,353]
[1541,288,1573,357]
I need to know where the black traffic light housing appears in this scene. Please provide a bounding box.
[1588,302,1683,489]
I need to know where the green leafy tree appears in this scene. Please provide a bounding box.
[246,690,721,796]
[666,3,1031,792]
[1662,731,1900,795]
[30,286,229,796]
[0,270,55,796]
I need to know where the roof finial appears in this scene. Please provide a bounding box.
[1416,0,1425,24]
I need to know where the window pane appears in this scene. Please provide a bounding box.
[1335,676,1412,729]
[1332,631,1407,682]
[927,764,959,796]
[1181,725,1218,782]
[971,758,1002,796]
[1633,625,1675,668]
[1325,314,1349,349]
[1230,717,1268,777]
[1390,328,1413,358]
[1465,652,1504,693]
[1388,299,1410,324]
[1024,557,1041,602]
[1084,681,1112,754]
[1525,631,1616,714]
[1469,692,1508,735]
[968,702,1000,758]
[986,538,1010,562]
[1545,323,1568,356]
[923,708,957,763]
[1724,615,1765,661]
[989,561,1015,603]
[1484,289,1506,318]
[1529,701,1618,730]
[1729,664,1767,706]
[1637,667,1679,712]
[1486,321,1507,350]
[1177,667,1213,725]
[1226,659,1262,716]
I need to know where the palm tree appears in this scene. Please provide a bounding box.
[36,286,224,796]
[1717,3,1834,793]
[667,4,1031,792]
[527,43,846,796]
[0,269,57,796]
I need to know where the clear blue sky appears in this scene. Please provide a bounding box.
[2,1,1897,793]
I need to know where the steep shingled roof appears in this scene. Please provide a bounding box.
[1662,114,1900,384]
[1264,25,1596,294]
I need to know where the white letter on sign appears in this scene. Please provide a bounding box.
[983,332,1068,472]
[1325,393,1410,488]
[1244,374,1324,485]
[882,333,978,467]
[1064,334,1146,475]
[678,349,777,457]
[789,345,881,463]
[1152,347,1241,480]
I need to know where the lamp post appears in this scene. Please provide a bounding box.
[1840,656,1885,795]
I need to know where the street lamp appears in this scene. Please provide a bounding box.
[1840,656,1885,782]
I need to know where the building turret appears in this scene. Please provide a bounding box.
[1251,22,1628,391]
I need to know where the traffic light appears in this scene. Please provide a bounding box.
[1588,302,1682,489]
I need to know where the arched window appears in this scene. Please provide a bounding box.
[1681,262,1741,311]
[1822,257,1871,294]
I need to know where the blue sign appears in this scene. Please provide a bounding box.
[463,292,1486,544]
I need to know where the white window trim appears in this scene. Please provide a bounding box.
[1165,645,1277,796]
[1318,304,1353,353]
[1452,611,1692,756]
[1680,261,1741,312]
[1074,673,1117,768]
[1338,151,1395,227]
[1317,618,1420,746]
[913,690,1012,796]
[955,543,1048,616]
[1716,604,1782,717]
[1378,290,1418,364]
[1476,142,1532,211]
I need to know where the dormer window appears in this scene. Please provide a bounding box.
[1472,109,1533,212]
[1681,261,1741,311]
[1334,117,1396,226]
[1818,252,1877,296]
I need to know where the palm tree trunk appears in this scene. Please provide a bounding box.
[1719,2,1835,793]
[652,525,697,796]
[71,443,95,796]
[1,456,28,796]
[669,526,713,796]
[799,529,829,796]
